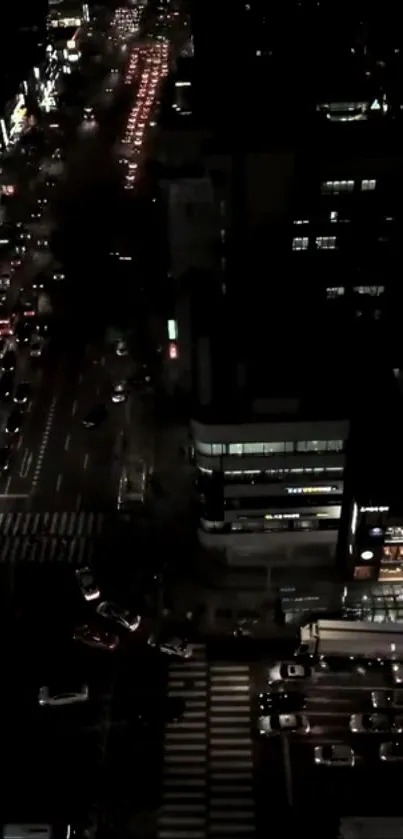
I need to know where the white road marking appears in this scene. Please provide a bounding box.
[19,450,32,479]
[5,475,11,494]
[83,453,89,470]
[64,434,70,451]
[32,395,57,489]
[56,474,62,492]
[72,400,77,416]
[76,493,82,510]
[16,436,23,450]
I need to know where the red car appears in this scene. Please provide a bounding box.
[73,624,119,651]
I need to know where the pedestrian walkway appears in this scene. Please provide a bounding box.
[158,647,256,839]
[0,512,105,564]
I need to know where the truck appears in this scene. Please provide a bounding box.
[298,619,403,661]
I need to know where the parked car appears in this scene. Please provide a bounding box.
[268,661,312,684]
[73,624,119,651]
[350,713,403,734]
[148,634,192,659]
[380,741,403,762]
[258,713,310,736]
[314,744,355,767]
[75,566,100,602]
[82,404,108,429]
[97,601,141,632]
[38,684,89,707]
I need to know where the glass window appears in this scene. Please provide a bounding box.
[321,180,354,195]
[285,442,294,452]
[316,236,337,250]
[326,287,344,299]
[327,440,343,452]
[244,443,264,454]
[353,286,385,296]
[292,236,308,251]
[228,443,243,455]
[196,441,212,455]
[361,179,376,191]
[296,440,328,453]
[264,442,285,454]
[211,444,224,455]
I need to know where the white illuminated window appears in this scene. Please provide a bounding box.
[326,287,345,299]
[353,286,385,296]
[330,211,338,222]
[294,219,309,225]
[292,236,308,251]
[316,236,337,250]
[321,180,354,194]
[361,179,376,191]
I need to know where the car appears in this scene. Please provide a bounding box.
[82,404,108,429]
[15,321,34,345]
[14,382,31,405]
[1,350,16,372]
[30,210,42,220]
[392,663,403,684]
[0,446,11,472]
[5,408,22,436]
[97,601,141,632]
[314,744,355,767]
[52,270,65,281]
[116,340,128,356]
[0,371,14,401]
[268,661,312,684]
[258,713,310,736]
[350,713,403,734]
[38,684,89,707]
[258,690,306,715]
[36,238,49,250]
[0,338,8,358]
[148,634,193,659]
[73,624,119,651]
[29,335,44,358]
[111,381,128,403]
[32,278,45,291]
[371,690,396,710]
[75,566,100,601]
[380,741,403,762]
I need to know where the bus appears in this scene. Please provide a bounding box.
[117,458,147,510]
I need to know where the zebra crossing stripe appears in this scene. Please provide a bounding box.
[0,512,103,564]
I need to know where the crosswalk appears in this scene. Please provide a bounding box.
[0,512,105,564]
[159,646,256,839]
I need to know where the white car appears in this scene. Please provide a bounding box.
[39,684,89,706]
[258,713,310,736]
[350,713,403,734]
[148,635,192,659]
[97,600,141,632]
[314,744,355,767]
[268,661,312,684]
[116,340,128,356]
[75,566,100,602]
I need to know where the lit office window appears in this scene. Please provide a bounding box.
[292,237,309,251]
[353,286,385,296]
[361,179,376,191]
[321,180,354,194]
[316,236,337,250]
[326,287,345,299]
[330,211,338,222]
[294,219,309,225]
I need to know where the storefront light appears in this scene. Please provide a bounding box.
[361,550,374,560]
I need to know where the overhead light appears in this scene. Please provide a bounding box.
[361,550,374,560]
